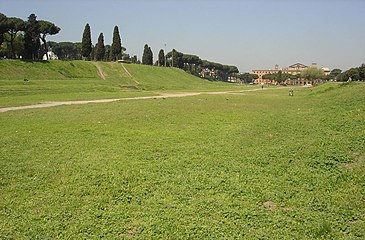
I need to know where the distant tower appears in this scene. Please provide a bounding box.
[311,62,317,68]
[275,64,279,70]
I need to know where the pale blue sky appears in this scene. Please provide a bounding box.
[1,0,364,72]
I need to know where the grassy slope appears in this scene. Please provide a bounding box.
[0,82,364,238]
[125,64,251,92]
[0,60,98,80]
[0,61,144,107]
[0,60,252,107]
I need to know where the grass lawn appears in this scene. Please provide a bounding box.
[0,82,364,238]
[0,60,255,108]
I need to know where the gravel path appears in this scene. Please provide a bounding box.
[0,88,268,113]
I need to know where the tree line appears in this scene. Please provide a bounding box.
[0,12,60,60]
[0,13,265,82]
[81,23,245,82]
[262,67,328,84]
[4,12,362,83]
[80,24,138,63]
[335,64,365,82]
[141,45,251,82]
[262,65,365,84]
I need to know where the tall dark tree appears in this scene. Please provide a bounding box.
[94,32,105,61]
[8,33,25,58]
[24,13,40,60]
[104,44,111,61]
[148,46,153,65]
[6,17,25,58]
[158,49,165,66]
[142,44,148,64]
[81,23,92,60]
[110,25,122,61]
[0,13,9,46]
[142,44,153,65]
[38,20,60,59]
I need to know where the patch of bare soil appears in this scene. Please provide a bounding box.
[345,152,364,171]
[93,63,107,80]
[263,201,276,211]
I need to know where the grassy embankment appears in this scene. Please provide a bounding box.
[0,60,254,107]
[0,80,364,238]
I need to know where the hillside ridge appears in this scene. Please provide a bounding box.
[0,60,254,107]
[0,60,220,89]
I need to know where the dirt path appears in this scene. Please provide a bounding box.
[120,63,140,85]
[121,63,133,78]
[93,63,106,80]
[0,88,271,113]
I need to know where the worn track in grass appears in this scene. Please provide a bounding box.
[0,88,271,113]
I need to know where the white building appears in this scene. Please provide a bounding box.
[43,51,58,60]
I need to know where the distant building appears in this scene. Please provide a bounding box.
[227,75,240,83]
[200,68,218,79]
[320,66,331,76]
[252,63,330,85]
[43,51,58,60]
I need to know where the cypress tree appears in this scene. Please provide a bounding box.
[142,44,149,65]
[81,23,92,60]
[110,26,122,61]
[90,47,95,61]
[104,45,111,61]
[95,33,105,61]
[148,47,153,65]
[158,49,165,66]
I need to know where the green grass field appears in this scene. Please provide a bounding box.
[0,60,253,107]
[0,61,364,238]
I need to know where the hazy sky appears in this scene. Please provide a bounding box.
[1,0,364,72]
